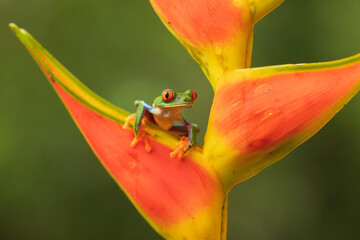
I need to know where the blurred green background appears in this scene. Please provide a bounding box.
[1,0,359,239]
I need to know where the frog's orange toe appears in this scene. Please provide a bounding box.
[123,114,135,130]
[130,127,152,152]
[144,137,152,152]
[170,136,189,159]
[130,137,139,147]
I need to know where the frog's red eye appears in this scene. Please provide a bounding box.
[162,89,174,102]
[191,90,197,101]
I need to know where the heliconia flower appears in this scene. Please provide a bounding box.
[9,0,360,239]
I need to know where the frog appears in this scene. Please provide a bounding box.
[123,89,199,159]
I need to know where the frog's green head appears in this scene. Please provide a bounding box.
[152,89,197,108]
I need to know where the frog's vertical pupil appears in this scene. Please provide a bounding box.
[162,89,174,101]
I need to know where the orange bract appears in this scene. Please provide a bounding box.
[205,57,360,188]
[150,0,254,86]
[10,24,225,240]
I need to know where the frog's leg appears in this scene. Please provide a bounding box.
[170,118,200,159]
[183,118,199,151]
[133,101,153,136]
[123,100,153,152]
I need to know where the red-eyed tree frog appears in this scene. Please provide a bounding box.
[123,89,199,159]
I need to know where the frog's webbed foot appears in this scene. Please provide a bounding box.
[123,115,154,152]
[170,136,194,159]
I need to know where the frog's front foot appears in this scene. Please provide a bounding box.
[123,114,136,130]
[130,133,152,153]
[170,136,194,159]
[123,114,153,152]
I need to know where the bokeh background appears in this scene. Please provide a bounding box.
[1,0,360,239]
